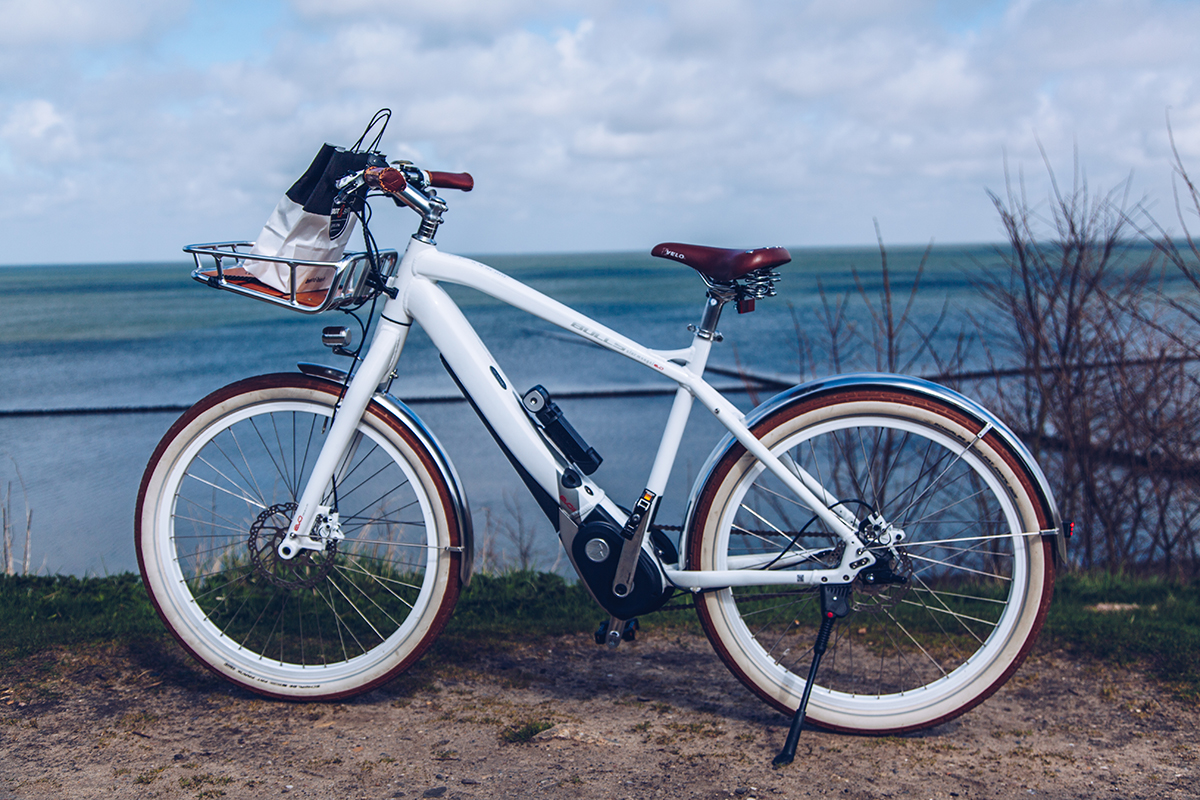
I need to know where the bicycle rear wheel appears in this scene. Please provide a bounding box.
[136,374,463,700]
[687,387,1055,733]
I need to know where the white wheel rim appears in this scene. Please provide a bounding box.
[147,399,440,692]
[706,412,1034,724]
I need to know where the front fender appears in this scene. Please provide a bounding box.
[681,373,1064,565]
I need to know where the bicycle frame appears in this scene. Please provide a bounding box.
[149,155,1064,733]
[278,235,880,591]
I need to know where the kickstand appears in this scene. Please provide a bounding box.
[773,583,852,767]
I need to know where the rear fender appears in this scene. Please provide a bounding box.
[680,373,1064,566]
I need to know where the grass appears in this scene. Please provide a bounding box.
[0,569,1196,700]
[1040,571,1200,701]
[498,718,555,743]
[0,569,612,671]
[0,573,162,663]
[446,570,602,640]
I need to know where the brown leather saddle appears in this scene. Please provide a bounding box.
[650,242,791,283]
[650,242,791,312]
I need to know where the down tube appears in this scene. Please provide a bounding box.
[403,276,593,520]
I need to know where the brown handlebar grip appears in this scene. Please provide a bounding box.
[429,171,474,192]
[368,167,408,195]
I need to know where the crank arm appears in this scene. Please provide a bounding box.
[611,489,658,598]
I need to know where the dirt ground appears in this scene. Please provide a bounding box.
[0,628,1196,800]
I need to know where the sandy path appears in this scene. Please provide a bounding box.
[1,631,1196,799]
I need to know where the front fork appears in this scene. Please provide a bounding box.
[278,314,411,559]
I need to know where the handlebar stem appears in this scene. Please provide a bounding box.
[362,163,458,244]
[383,177,447,244]
[414,195,447,244]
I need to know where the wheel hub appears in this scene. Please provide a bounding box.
[248,502,337,590]
[852,510,912,611]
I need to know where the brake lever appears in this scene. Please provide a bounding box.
[333,170,367,205]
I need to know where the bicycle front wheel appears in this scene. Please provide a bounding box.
[136,374,463,700]
[687,387,1055,734]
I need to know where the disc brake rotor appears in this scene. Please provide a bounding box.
[247,502,337,590]
[850,510,913,612]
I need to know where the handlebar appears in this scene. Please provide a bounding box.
[429,171,474,192]
[361,167,424,218]
[339,158,473,244]
[361,166,474,196]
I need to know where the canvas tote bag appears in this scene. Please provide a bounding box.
[243,144,372,294]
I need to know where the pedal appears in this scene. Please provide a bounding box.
[594,616,639,647]
[607,623,622,648]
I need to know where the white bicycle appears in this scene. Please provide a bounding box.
[135,146,1065,748]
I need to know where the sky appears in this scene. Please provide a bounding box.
[2,0,1200,264]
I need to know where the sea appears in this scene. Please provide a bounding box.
[0,243,1037,576]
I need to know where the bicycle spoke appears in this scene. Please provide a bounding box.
[896,596,999,631]
[312,582,356,662]
[326,574,386,644]
[907,552,1012,582]
[881,606,949,680]
[240,415,283,503]
[336,562,420,607]
[891,423,992,525]
[332,566,409,626]
[339,514,425,530]
[171,519,247,538]
[907,571,985,646]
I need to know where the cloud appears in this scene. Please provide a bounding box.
[0,0,187,46]
[0,100,81,162]
[1,0,1200,262]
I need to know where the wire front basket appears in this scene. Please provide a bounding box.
[185,242,399,314]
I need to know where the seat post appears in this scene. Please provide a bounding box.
[693,284,737,341]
